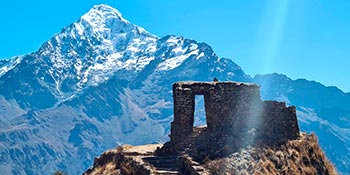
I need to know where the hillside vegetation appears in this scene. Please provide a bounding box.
[205,133,336,175]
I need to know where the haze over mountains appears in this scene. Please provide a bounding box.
[0,4,349,175]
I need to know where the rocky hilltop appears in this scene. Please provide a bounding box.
[84,134,335,175]
[84,81,336,175]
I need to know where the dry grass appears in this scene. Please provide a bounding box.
[88,162,120,175]
[84,144,160,175]
[205,133,337,175]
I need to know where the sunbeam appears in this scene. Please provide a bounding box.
[253,0,290,74]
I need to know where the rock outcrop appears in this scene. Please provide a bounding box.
[84,134,336,175]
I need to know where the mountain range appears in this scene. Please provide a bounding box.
[0,4,349,175]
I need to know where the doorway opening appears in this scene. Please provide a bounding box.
[194,95,207,127]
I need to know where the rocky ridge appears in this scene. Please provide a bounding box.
[84,133,336,175]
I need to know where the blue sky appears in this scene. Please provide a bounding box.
[0,0,349,92]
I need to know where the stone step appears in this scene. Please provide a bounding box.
[143,156,179,160]
[154,166,181,171]
[151,164,179,169]
[144,159,179,164]
[143,156,179,164]
[145,162,179,167]
[153,170,182,175]
[154,172,181,175]
[143,156,183,175]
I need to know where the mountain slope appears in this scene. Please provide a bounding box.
[254,73,350,174]
[0,4,348,175]
[205,133,336,175]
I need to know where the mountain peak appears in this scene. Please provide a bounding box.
[90,4,128,23]
[79,4,130,32]
[92,4,121,12]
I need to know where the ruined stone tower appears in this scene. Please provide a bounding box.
[169,81,300,155]
[85,81,336,175]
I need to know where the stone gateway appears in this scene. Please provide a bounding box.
[166,81,300,158]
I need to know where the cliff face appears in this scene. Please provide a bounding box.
[84,133,336,175]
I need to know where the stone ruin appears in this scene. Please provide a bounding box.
[158,81,300,159]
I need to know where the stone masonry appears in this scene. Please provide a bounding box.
[169,81,300,157]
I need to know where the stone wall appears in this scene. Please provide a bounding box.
[170,81,300,154]
[171,86,195,146]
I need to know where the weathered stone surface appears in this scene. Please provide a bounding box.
[169,81,300,158]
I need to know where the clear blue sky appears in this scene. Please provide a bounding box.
[0,0,349,92]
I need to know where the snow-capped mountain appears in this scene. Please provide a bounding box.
[0,4,348,175]
[0,56,23,77]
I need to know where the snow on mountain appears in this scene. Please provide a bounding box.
[36,4,158,96]
[0,4,349,175]
[0,56,23,77]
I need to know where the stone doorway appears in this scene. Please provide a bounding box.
[170,81,299,152]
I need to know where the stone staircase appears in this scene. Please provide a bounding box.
[142,156,183,175]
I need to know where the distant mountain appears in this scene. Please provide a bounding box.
[0,59,8,67]
[0,4,348,175]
